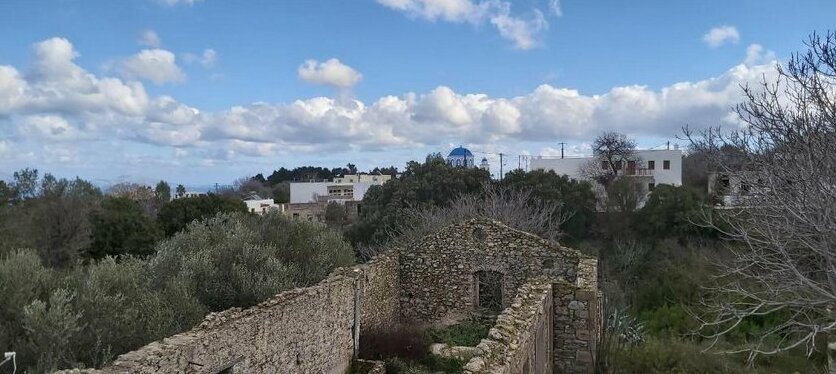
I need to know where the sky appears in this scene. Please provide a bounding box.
[0,0,833,188]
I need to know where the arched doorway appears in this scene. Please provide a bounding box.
[474,270,503,312]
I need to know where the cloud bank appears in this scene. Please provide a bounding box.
[0,37,778,170]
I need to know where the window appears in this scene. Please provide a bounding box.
[456,159,461,167]
[648,183,656,191]
[601,160,608,170]
[663,160,670,170]
[627,160,636,175]
[250,208,255,213]
[647,160,655,170]
[292,213,299,219]
[614,160,623,170]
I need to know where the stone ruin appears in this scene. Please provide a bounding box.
[56,218,600,374]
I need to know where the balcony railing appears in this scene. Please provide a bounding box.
[625,168,654,176]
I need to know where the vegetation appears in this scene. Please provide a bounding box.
[424,315,495,347]
[0,212,354,372]
[156,193,247,236]
[88,196,163,259]
[359,321,466,374]
[346,154,491,246]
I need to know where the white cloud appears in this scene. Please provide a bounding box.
[183,48,217,68]
[155,0,203,6]
[298,58,362,88]
[0,36,782,170]
[138,30,161,48]
[119,49,185,84]
[490,7,547,50]
[703,25,740,48]
[18,115,83,141]
[548,0,562,16]
[744,43,776,66]
[377,0,550,50]
[0,66,26,112]
[0,140,10,156]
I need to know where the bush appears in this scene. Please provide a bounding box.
[424,315,494,347]
[0,211,355,372]
[88,196,163,259]
[21,289,81,373]
[156,194,247,236]
[614,338,750,374]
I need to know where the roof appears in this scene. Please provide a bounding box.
[448,146,473,158]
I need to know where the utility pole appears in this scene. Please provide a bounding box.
[558,142,566,159]
[499,153,504,180]
[518,155,522,170]
[214,183,219,193]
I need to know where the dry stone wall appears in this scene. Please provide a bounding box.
[56,254,400,374]
[553,258,600,374]
[56,219,601,374]
[399,219,584,322]
[462,277,554,374]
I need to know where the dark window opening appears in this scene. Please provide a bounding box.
[475,270,503,312]
[601,160,608,170]
[647,160,655,170]
[614,160,623,170]
[542,259,554,269]
[648,183,655,191]
[663,160,671,170]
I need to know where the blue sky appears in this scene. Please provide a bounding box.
[0,0,833,187]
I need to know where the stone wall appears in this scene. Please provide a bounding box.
[56,253,400,374]
[462,277,554,374]
[399,219,584,323]
[553,258,600,374]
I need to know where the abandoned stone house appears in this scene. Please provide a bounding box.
[56,219,600,374]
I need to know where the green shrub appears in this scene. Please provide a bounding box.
[149,212,353,310]
[425,315,494,347]
[0,211,355,372]
[21,289,82,373]
[88,196,163,259]
[156,194,247,236]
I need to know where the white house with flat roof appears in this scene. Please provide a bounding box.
[530,149,683,191]
[332,174,393,184]
[289,181,384,204]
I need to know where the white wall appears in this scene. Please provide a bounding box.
[289,182,377,204]
[530,149,683,186]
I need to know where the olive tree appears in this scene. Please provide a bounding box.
[687,32,836,364]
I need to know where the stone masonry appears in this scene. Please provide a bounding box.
[399,219,583,323]
[56,218,599,374]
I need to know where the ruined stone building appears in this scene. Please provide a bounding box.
[57,219,600,374]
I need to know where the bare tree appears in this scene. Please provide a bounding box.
[356,184,571,260]
[583,132,640,187]
[687,32,836,364]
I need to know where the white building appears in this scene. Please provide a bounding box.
[289,181,383,204]
[243,193,283,215]
[332,174,393,184]
[530,149,683,191]
[479,157,490,171]
[173,191,206,199]
[446,146,476,168]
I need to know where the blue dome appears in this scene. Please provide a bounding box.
[448,146,473,158]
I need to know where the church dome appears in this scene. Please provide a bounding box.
[448,146,473,158]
